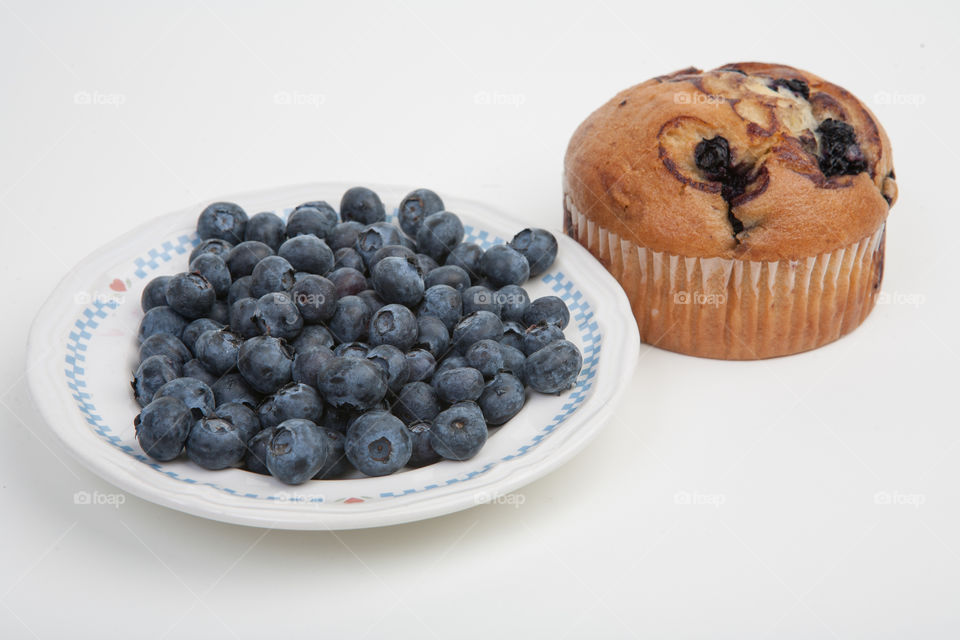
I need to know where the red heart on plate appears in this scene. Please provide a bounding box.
[109,279,126,292]
[344,497,364,504]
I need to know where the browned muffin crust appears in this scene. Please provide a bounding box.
[564,62,896,262]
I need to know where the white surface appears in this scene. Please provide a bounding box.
[1,0,956,637]
[27,182,638,530]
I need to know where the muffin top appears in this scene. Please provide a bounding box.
[564,62,897,261]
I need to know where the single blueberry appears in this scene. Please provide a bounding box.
[214,401,261,443]
[287,203,338,239]
[314,426,352,479]
[244,211,286,251]
[327,220,365,251]
[292,347,334,386]
[357,289,386,315]
[398,188,445,237]
[132,355,180,407]
[139,333,192,368]
[445,242,485,279]
[365,344,409,392]
[496,285,530,323]
[135,396,193,461]
[433,366,485,404]
[431,401,488,461]
[197,202,248,243]
[227,275,254,306]
[255,292,303,340]
[182,359,218,387]
[452,311,503,354]
[334,342,371,359]
[500,344,526,380]
[404,349,437,383]
[265,419,329,484]
[186,417,247,470]
[406,420,441,467]
[207,299,230,324]
[462,285,501,317]
[423,264,471,293]
[522,322,564,355]
[194,328,243,375]
[190,238,234,264]
[434,353,468,376]
[288,274,337,324]
[465,339,504,378]
[225,241,275,279]
[817,118,867,177]
[523,295,570,329]
[393,381,441,425]
[181,318,223,354]
[165,272,215,319]
[524,340,583,394]
[237,335,294,394]
[499,320,525,351]
[509,228,558,277]
[356,222,404,267]
[345,411,412,476]
[327,267,369,298]
[415,314,449,358]
[372,256,424,306]
[369,244,417,272]
[368,303,418,351]
[258,382,323,429]
[245,426,277,475]
[340,187,386,224]
[417,211,464,261]
[329,295,371,343]
[414,253,439,275]
[334,247,365,272]
[481,244,530,288]
[189,253,232,298]
[154,377,216,418]
[229,297,261,338]
[291,324,335,354]
[317,357,387,411]
[477,372,525,425]
[278,234,335,275]
[211,372,260,408]
[418,284,462,333]
[250,255,295,298]
[141,275,172,312]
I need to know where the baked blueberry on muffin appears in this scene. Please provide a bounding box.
[564,62,897,359]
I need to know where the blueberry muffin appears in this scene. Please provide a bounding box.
[563,62,897,359]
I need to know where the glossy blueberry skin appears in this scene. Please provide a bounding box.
[452,311,503,354]
[132,355,180,407]
[329,295,371,343]
[237,335,294,394]
[154,377,216,417]
[181,318,223,354]
[414,253,439,275]
[186,417,247,470]
[292,346,333,386]
[405,421,441,467]
[182,359,218,387]
[433,366,485,404]
[509,228,557,277]
[135,396,193,461]
[418,284,462,333]
[366,344,409,392]
[404,349,437,383]
[522,322,565,355]
[496,285,530,323]
[334,342,371,359]
[444,242,484,279]
[288,274,336,324]
[225,241,275,279]
[165,272,215,319]
[327,220,365,251]
[250,255,296,298]
[243,211,286,251]
[481,244,530,288]
[214,402,261,443]
[369,245,416,272]
[198,202,248,242]
[287,203,338,239]
[423,265,471,293]
[478,372,526,425]
[141,275,173,312]
[258,382,323,429]
[356,223,404,267]
[345,411,412,477]
[255,292,303,340]
[465,339,505,378]
[189,253,232,298]
[334,247,365,272]
[523,295,570,329]
[211,373,260,408]
[499,320,525,351]
[245,426,277,474]
[327,267,368,298]
[398,188,445,237]
[417,212,464,261]
[267,418,329,483]
[431,401,488,461]
[500,344,526,380]
[415,315,449,358]
[524,340,582,394]
[139,333,192,368]
[371,256,424,306]
[357,289,386,315]
[393,381,441,425]
[462,285,501,317]
[194,328,243,375]
[317,357,388,411]
[434,354,468,376]
[229,297,261,339]
[278,235,335,275]
[291,324,334,354]
[190,238,234,264]
[340,186,386,224]
[314,426,352,479]
[228,275,254,306]
[368,304,418,351]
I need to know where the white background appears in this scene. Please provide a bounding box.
[1,1,957,637]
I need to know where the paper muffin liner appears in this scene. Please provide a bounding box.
[563,193,886,359]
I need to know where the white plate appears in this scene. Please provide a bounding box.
[27,183,639,530]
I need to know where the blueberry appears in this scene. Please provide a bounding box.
[291,324,335,353]
[194,328,243,375]
[477,372,525,425]
[452,311,503,354]
[321,405,356,434]
[286,275,335,325]
[334,342,371,359]
[522,322,564,355]
[345,411,412,476]
[245,426,277,474]
[445,242,484,279]
[211,373,260,408]
[404,349,437,382]
[433,366,485,404]
[278,235,334,275]
[329,295,371,343]
[369,244,417,272]
[817,119,867,177]
[496,285,530,323]
[462,285,501,317]
[334,247,365,272]
[500,344,526,379]
[423,264,471,293]
[214,401,261,443]
[368,303,418,351]
[317,357,387,411]
[357,289,386,315]
[499,320,525,351]
[523,340,582,394]
[182,359,218,387]
[186,417,247,470]
[398,188,445,237]
[415,315,449,358]
[414,253,439,275]
[340,187,386,224]
[418,284,462,332]
[314,427,352,479]
[229,297,261,338]
[523,296,570,329]
[370,256,424,306]
[265,418,328,484]
[190,238,234,264]
[356,222,404,266]
[434,354,468,376]
[164,272,215,319]
[237,335,294,394]
[417,212,464,261]
[154,377,215,417]
[141,275,172,312]
[227,275,254,305]
[189,253,231,298]
[258,382,322,429]
[465,339,504,378]
[694,136,730,181]
[431,401,487,461]
[509,228,558,277]
[393,381,440,424]
[181,318,223,354]
[198,202,248,242]
[287,203,338,239]
[327,220,365,251]
[225,241,275,279]
[406,421,441,467]
[132,355,180,407]
[207,299,229,324]
[292,347,333,386]
[250,255,295,298]
[770,77,810,100]
[255,292,303,340]
[134,396,193,461]
[365,344,409,392]
[481,244,529,287]
[244,211,286,251]
[327,267,368,298]
[139,333,192,368]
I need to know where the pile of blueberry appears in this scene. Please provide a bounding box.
[133,187,582,485]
